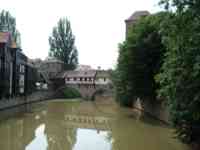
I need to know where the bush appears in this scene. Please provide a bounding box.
[62,87,81,99]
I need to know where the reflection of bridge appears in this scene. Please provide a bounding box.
[64,114,111,131]
[0,99,116,150]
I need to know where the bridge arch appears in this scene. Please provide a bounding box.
[91,88,107,101]
[54,84,106,100]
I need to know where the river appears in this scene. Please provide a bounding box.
[0,99,190,150]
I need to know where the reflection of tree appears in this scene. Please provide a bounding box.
[45,125,77,150]
[0,102,78,150]
[109,115,190,150]
[104,131,112,143]
[0,112,45,150]
[0,119,25,150]
[110,117,168,150]
[0,101,190,150]
[109,119,138,150]
[44,102,77,150]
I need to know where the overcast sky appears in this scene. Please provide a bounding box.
[1,0,161,69]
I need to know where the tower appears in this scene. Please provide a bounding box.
[125,11,150,38]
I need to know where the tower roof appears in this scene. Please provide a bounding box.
[125,11,150,22]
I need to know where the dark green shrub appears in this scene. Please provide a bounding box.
[62,87,81,99]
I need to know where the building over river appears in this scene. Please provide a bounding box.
[61,69,112,86]
[50,65,113,99]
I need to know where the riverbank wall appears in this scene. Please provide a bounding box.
[133,98,170,124]
[0,90,55,110]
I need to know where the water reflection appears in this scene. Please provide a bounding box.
[26,124,48,150]
[73,129,111,150]
[0,100,190,150]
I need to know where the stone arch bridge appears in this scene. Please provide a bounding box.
[55,84,112,100]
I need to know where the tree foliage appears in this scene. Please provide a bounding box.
[114,13,166,106]
[156,0,200,144]
[0,10,21,47]
[62,87,81,99]
[49,18,78,70]
[115,4,200,143]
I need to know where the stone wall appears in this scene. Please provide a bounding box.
[133,98,170,124]
[0,90,55,110]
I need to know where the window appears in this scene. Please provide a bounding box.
[19,74,25,94]
[19,64,25,73]
[19,87,24,94]
[104,78,106,82]
[0,58,1,70]
[19,75,25,86]
[85,78,87,81]
[74,77,77,81]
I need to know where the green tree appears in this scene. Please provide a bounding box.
[156,0,200,144]
[49,17,78,70]
[114,13,166,106]
[0,10,21,47]
[114,41,134,106]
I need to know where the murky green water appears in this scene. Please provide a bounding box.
[0,99,190,150]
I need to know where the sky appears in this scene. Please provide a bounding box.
[0,0,162,69]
